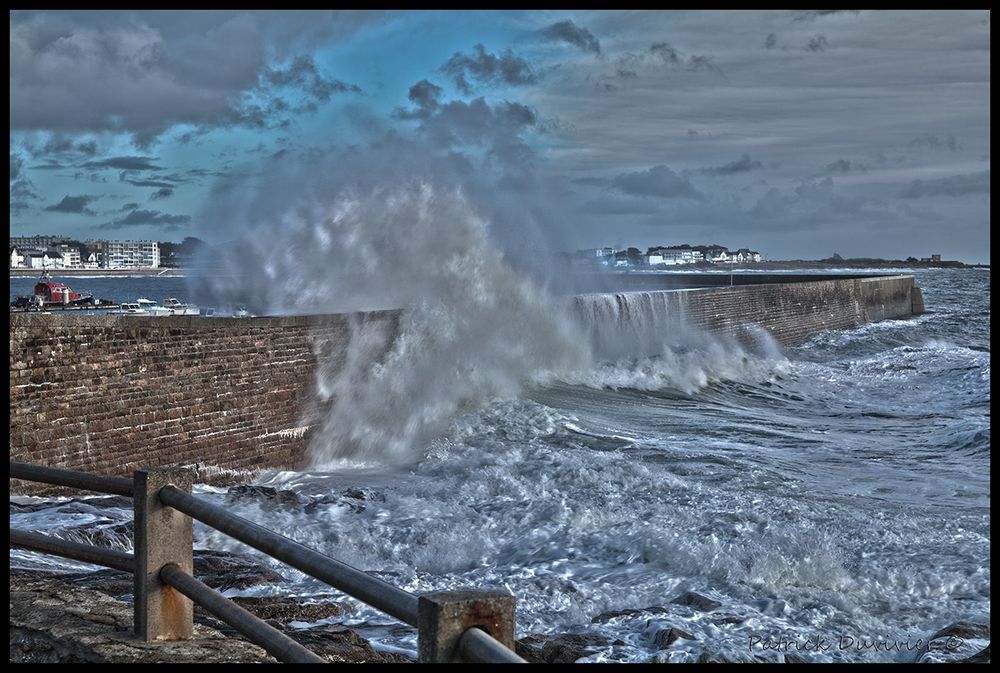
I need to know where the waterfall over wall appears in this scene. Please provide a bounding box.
[573,290,693,361]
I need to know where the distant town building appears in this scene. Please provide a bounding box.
[9,235,70,250]
[101,240,160,269]
[83,251,102,269]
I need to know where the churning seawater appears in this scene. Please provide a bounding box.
[10,267,990,662]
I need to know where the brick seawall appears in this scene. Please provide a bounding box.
[9,275,918,493]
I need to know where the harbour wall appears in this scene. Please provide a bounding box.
[9,275,919,493]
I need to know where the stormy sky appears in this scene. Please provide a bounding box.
[9,10,991,262]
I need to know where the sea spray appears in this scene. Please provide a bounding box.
[199,180,590,464]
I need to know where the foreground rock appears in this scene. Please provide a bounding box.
[10,569,413,663]
[516,633,622,663]
[10,570,273,664]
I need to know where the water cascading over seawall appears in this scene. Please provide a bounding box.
[9,275,922,493]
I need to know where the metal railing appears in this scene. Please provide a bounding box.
[9,461,526,663]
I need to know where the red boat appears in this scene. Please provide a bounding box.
[30,271,96,306]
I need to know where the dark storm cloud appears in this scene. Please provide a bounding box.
[124,179,179,189]
[541,20,601,54]
[10,151,40,214]
[700,154,764,176]
[150,187,174,200]
[442,44,537,94]
[612,165,703,200]
[263,55,361,105]
[29,135,100,158]
[394,79,444,120]
[29,162,67,170]
[411,96,541,168]
[100,208,192,230]
[794,10,861,21]
[43,194,100,215]
[83,156,163,171]
[9,11,382,145]
[899,171,989,198]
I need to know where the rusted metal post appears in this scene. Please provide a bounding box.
[417,590,518,663]
[134,467,194,641]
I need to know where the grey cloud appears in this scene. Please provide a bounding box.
[807,34,830,52]
[700,154,764,176]
[442,44,536,95]
[541,20,601,54]
[100,208,191,230]
[765,33,777,49]
[650,42,683,65]
[582,195,663,215]
[121,202,140,211]
[612,165,703,200]
[150,187,174,200]
[908,133,961,152]
[415,97,540,168]
[649,43,722,74]
[899,171,989,198]
[84,156,162,171]
[43,194,100,215]
[825,158,867,174]
[571,177,611,187]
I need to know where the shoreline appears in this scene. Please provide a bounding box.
[10,268,188,277]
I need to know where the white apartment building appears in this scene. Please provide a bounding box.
[101,240,160,269]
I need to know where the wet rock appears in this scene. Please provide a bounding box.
[592,606,669,623]
[10,569,273,663]
[226,596,346,623]
[929,622,990,642]
[915,621,991,663]
[516,633,611,663]
[292,626,413,663]
[959,644,990,664]
[697,650,772,663]
[224,485,307,509]
[11,569,407,663]
[192,550,287,591]
[654,627,695,649]
[670,591,722,612]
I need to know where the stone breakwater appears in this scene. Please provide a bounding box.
[9,275,921,494]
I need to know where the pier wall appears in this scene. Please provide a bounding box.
[9,275,918,493]
[674,274,917,346]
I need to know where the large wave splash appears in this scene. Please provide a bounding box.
[196,180,788,465]
[203,181,590,466]
[563,291,789,395]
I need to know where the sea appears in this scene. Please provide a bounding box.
[9,267,991,663]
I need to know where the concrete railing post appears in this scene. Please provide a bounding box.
[417,590,516,663]
[134,467,194,641]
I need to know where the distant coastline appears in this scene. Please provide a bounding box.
[9,268,188,277]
